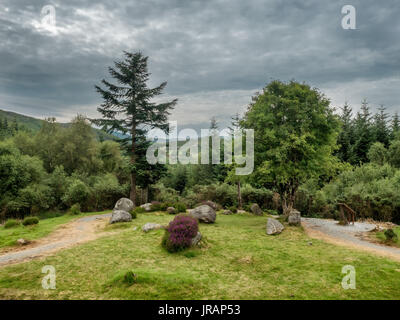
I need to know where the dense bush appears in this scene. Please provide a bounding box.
[384,229,398,242]
[129,209,138,219]
[22,216,39,226]
[228,206,237,213]
[174,202,187,213]
[162,214,198,253]
[132,207,146,214]
[298,164,400,222]
[4,219,20,229]
[62,179,91,210]
[150,201,162,212]
[69,203,81,215]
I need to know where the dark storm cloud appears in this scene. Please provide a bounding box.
[0,0,399,127]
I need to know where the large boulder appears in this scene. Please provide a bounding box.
[266,218,284,235]
[114,198,134,212]
[250,203,263,215]
[202,201,217,210]
[109,210,132,224]
[189,205,216,223]
[142,222,163,232]
[288,209,301,226]
[191,231,202,246]
[140,203,152,212]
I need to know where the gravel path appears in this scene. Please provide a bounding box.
[302,217,400,261]
[0,213,111,266]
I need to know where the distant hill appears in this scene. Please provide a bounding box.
[0,109,116,141]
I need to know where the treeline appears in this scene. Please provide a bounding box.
[336,100,400,164]
[0,115,130,219]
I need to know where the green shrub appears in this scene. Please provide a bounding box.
[132,207,145,214]
[150,201,162,212]
[129,209,138,219]
[384,229,398,242]
[4,219,20,229]
[62,179,90,209]
[228,206,237,213]
[174,202,187,213]
[123,271,137,285]
[160,202,174,211]
[22,216,39,226]
[69,203,81,215]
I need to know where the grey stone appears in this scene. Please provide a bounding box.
[251,203,263,215]
[221,210,233,215]
[16,238,30,246]
[237,209,246,214]
[189,205,216,223]
[288,209,301,226]
[142,222,163,232]
[266,218,284,235]
[109,210,132,224]
[167,207,176,214]
[140,203,152,212]
[114,198,134,213]
[191,232,202,246]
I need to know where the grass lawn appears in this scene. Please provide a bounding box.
[0,210,111,251]
[375,227,400,248]
[0,211,399,299]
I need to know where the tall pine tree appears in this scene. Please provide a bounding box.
[337,102,354,163]
[352,99,373,164]
[373,105,390,147]
[93,51,177,205]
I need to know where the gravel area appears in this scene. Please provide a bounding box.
[0,213,111,266]
[302,217,400,260]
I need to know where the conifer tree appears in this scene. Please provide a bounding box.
[93,51,177,205]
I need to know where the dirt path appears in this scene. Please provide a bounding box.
[302,217,400,262]
[0,213,112,267]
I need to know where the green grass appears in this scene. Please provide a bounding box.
[375,227,400,247]
[0,211,399,299]
[0,210,111,251]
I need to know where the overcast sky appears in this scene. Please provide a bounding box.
[0,0,399,131]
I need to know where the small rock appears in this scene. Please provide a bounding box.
[266,218,284,235]
[308,241,313,246]
[133,227,137,231]
[221,210,233,215]
[191,231,202,246]
[140,203,152,212]
[17,238,30,246]
[167,207,176,214]
[142,223,163,232]
[251,203,263,215]
[237,210,246,214]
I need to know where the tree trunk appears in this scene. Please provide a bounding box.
[130,123,136,207]
[144,186,149,203]
[237,181,242,209]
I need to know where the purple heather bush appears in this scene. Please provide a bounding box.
[162,214,199,252]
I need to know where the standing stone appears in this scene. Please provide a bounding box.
[266,218,284,235]
[140,203,152,212]
[288,209,301,226]
[142,223,163,232]
[114,198,134,212]
[221,210,233,215]
[167,207,176,214]
[109,210,132,224]
[189,205,216,223]
[191,232,202,246]
[250,203,263,215]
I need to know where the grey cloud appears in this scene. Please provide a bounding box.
[0,0,399,125]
